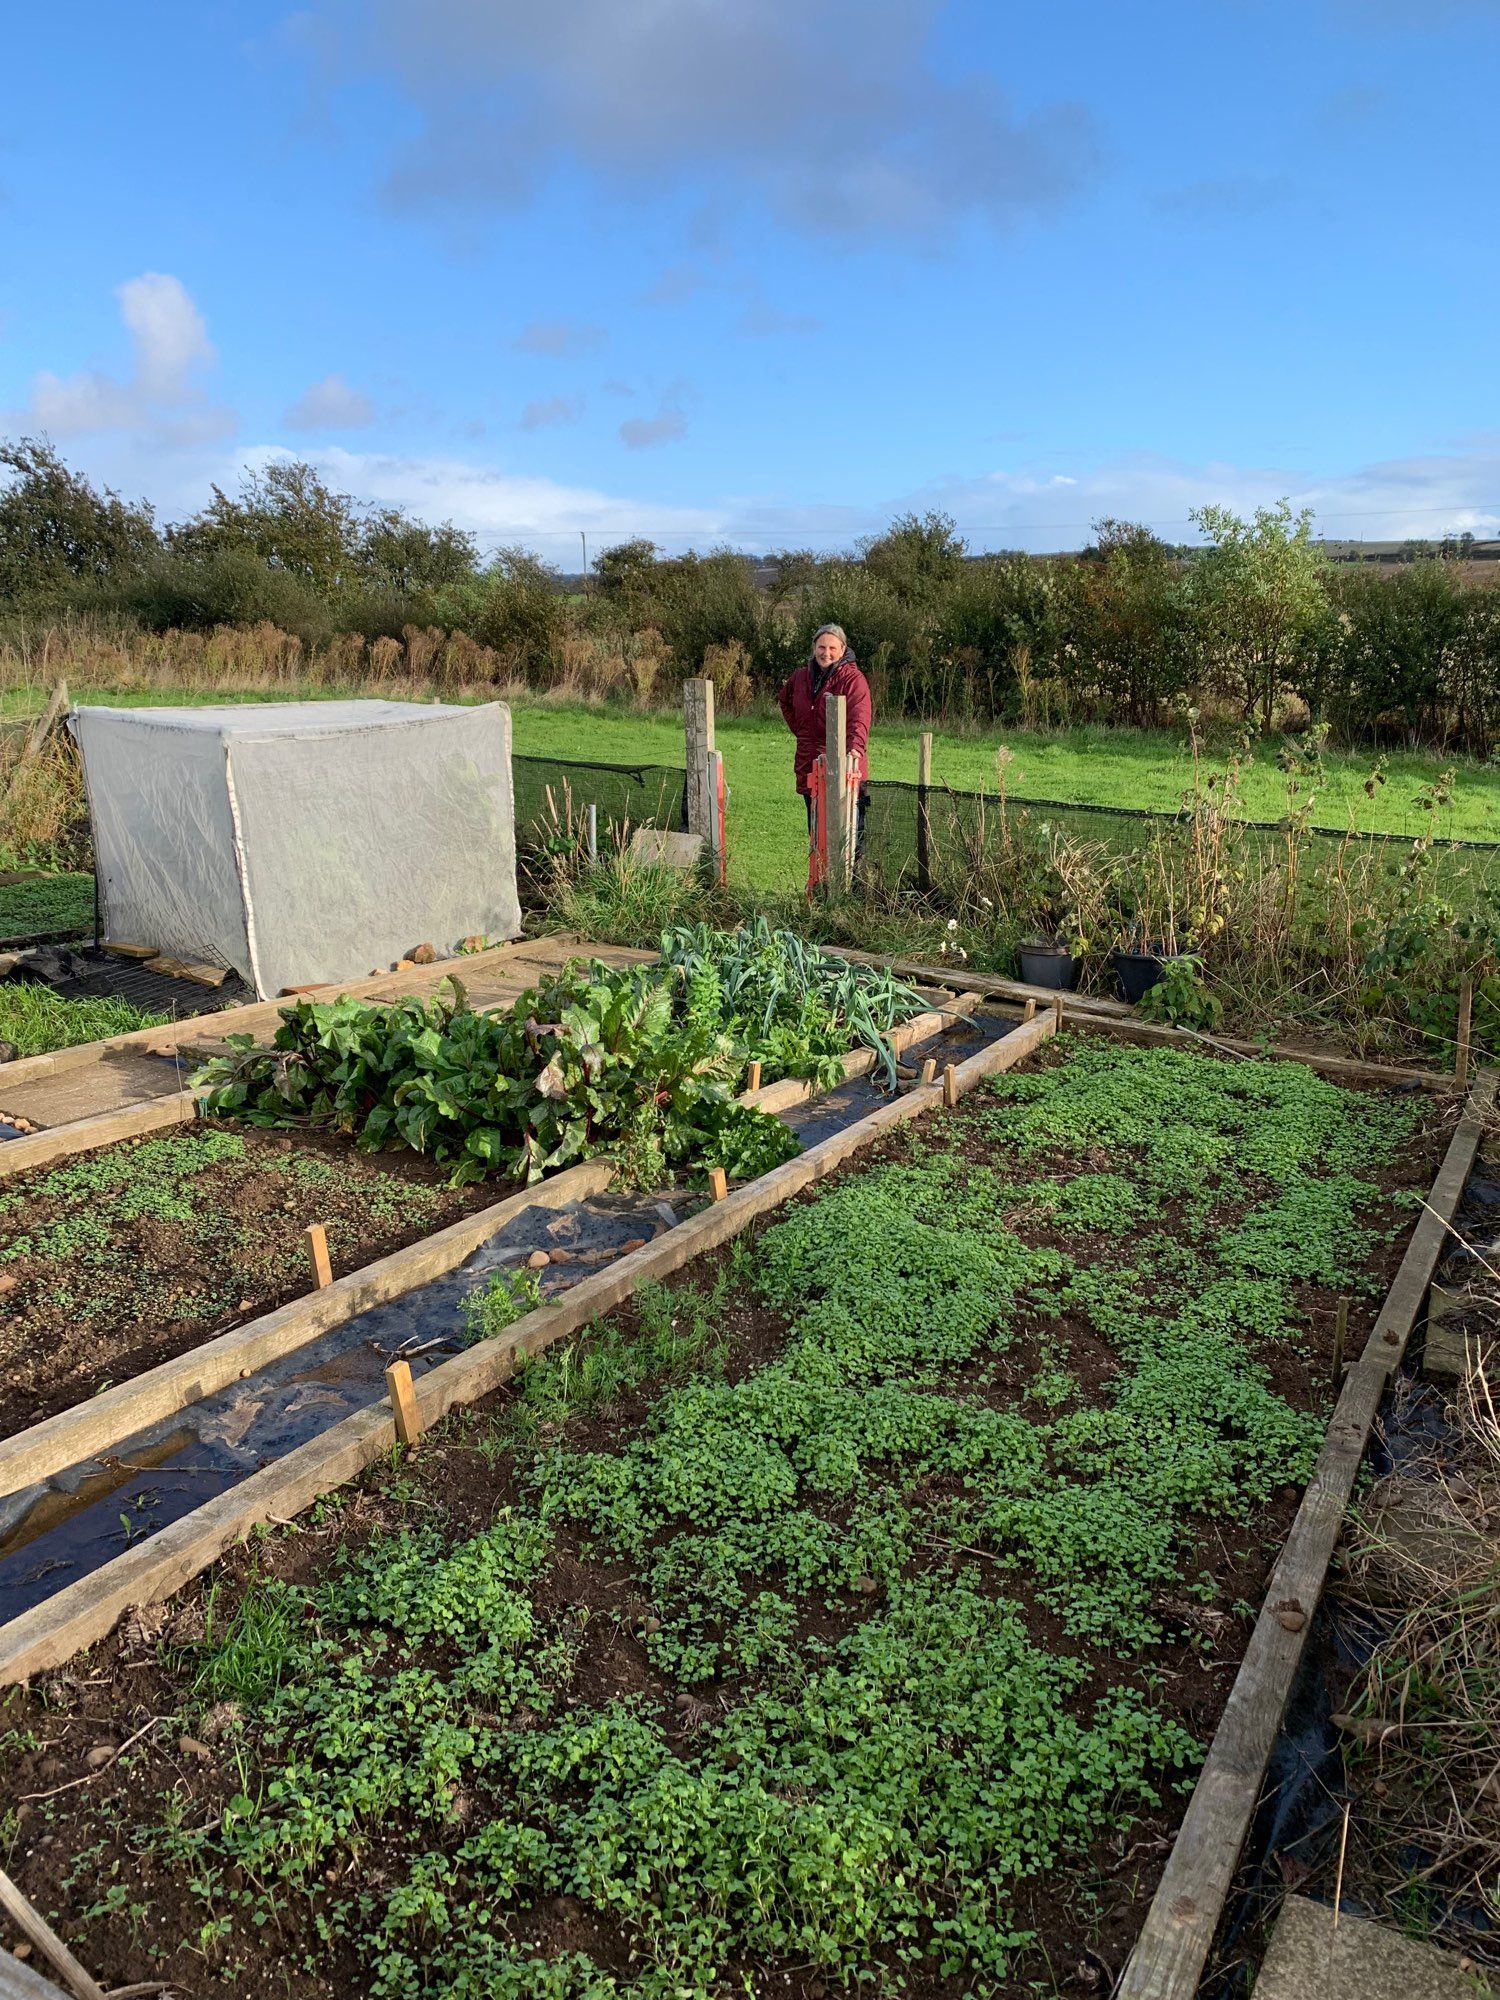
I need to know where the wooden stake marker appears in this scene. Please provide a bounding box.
[385,1360,421,1446]
[942,1062,958,1108]
[919,1058,937,1087]
[305,1222,333,1290]
[707,1166,728,1203]
[0,1009,1057,1687]
[0,1158,616,1505]
[745,1060,762,1093]
[1456,974,1474,1092]
[1022,997,1037,1022]
[1333,1296,1349,1383]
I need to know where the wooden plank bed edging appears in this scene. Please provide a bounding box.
[0,1008,1056,1685]
[0,1158,618,1503]
[1115,1073,1493,2000]
[0,1088,198,1180]
[741,992,980,1116]
[0,997,977,1494]
[830,949,1450,1091]
[0,936,573,1087]
[0,996,974,1486]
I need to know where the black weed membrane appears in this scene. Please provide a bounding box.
[858,776,1500,909]
[511,753,687,865]
[1204,1152,1500,1995]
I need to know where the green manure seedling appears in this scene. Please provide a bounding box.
[53,1037,1436,2000]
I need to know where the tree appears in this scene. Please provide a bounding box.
[171,460,363,595]
[858,510,967,603]
[592,539,660,601]
[1075,519,1192,725]
[1186,500,1331,730]
[0,437,159,606]
[359,509,479,595]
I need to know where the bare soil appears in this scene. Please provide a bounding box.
[0,1122,502,1438]
[0,1059,1459,1997]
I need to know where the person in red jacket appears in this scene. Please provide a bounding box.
[777,623,872,857]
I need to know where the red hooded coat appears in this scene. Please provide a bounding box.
[777,652,872,796]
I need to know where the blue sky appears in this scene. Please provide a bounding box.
[2,0,1497,558]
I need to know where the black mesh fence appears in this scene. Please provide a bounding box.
[511,754,687,862]
[860,778,1500,908]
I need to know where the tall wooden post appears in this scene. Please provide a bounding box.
[684,677,716,842]
[706,749,726,885]
[1456,974,1474,1092]
[825,693,849,894]
[916,730,933,894]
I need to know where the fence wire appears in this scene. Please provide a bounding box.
[511,754,687,860]
[860,778,1500,907]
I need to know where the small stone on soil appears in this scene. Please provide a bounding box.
[200,1699,243,1741]
[84,1744,116,1769]
[526,1250,549,1270]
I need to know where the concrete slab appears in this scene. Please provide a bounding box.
[1253,1894,1494,2000]
[1363,1475,1496,1581]
[1424,1284,1500,1386]
[0,1049,186,1130]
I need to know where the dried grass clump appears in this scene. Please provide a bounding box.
[0,736,89,868]
[1333,1345,1500,1960]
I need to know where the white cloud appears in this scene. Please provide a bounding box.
[250,443,721,555]
[620,409,687,450]
[24,431,1500,564]
[16,272,233,444]
[519,395,584,430]
[284,372,376,430]
[312,0,1100,244]
[513,320,605,358]
[907,449,1500,550]
[737,297,821,338]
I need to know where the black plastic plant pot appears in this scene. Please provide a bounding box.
[1018,945,1081,991]
[1111,949,1176,1004]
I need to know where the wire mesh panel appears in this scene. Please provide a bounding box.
[511,754,688,861]
[859,777,1500,908]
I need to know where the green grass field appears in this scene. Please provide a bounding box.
[9,684,1500,893]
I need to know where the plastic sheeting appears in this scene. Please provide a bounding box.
[72,701,520,997]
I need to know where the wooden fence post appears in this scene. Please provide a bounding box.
[684,677,716,843]
[706,748,727,886]
[916,730,933,894]
[825,693,849,894]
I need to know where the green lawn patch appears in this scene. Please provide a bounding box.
[16,685,1500,894]
[0,979,163,1059]
[0,872,94,941]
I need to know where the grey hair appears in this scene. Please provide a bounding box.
[811,623,848,654]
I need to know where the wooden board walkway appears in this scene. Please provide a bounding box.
[0,936,654,1141]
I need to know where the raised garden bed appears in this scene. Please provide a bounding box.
[0,1126,498,1438]
[0,1036,1457,1998]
